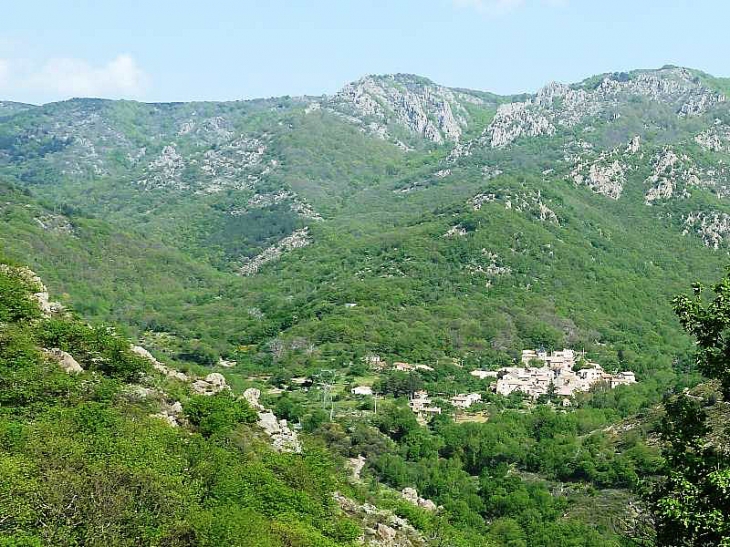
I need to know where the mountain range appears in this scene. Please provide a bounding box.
[2,65,730,378]
[4,64,730,546]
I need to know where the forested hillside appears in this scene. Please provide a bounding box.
[2,65,730,545]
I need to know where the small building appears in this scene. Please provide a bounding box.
[470,370,499,379]
[610,371,636,388]
[351,386,373,396]
[394,362,415,372]
[451,393,482,409]
[409,390,431,411]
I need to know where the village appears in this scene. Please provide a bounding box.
[342,348,637,421]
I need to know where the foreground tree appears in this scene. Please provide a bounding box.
[649,271,730,545]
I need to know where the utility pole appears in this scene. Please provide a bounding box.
[315,369,337,421]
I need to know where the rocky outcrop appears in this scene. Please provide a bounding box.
[151,401,184,427]
[34,213,74,235]
[469,188,558,223]
[565,137,642,200]
[347,455,367,482]
[329,74,486,144]
[239,227,312,276]
[642,147,729,204]
[195,135,275,194]
[571,158,626,199]
[139,145,185,190]
[466,250,512,284]
[695,125,730,152]
[243,388,302,453]
[0,265,65,317]
[443,224,467,238]
[683,211,730,249]
[487,101,555,148]
[401,487,438,512]
[44,348,83,374]
[131,345,189,382]
[334,492,427,546]
[176,116,234,143]
[240,190,322,221]
[469,67,724,150]
[192,373,229,395]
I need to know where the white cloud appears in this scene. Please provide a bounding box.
[0,54,149,103]
[453,0,567,15]
[29,54,148,98]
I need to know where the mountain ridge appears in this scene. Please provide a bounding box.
[2,63,730,374]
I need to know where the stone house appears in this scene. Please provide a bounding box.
[451,393,482,409]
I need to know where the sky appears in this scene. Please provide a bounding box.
[1,0,727,104]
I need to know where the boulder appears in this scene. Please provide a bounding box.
[191,373,229,395]
[131,345,189,382]
[401,486,438,512]
[44,348,83,374]
[243,388,264,410]
[151,400,184,427]
[376,524,397,542]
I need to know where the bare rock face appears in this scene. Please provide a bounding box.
[347,454,367,482]
[443,224,467,238]
[243,388,302,453]
[239,190,322,221]
[565,138,640,200]
[645,148,680,204]
[488,101,555,148]
[572,159,626,199]
[131,345,189,382]
[467,67,724,151]
[695,124,730,152]
[329,74,485,144]
[239,227,312,276]
[376,524,397,543]
[191,373,229,395]
[684,211,730,249]
[625,135,641,155]
[401,487,438,512]
[469,188,558,223]
[642,147,729,204]
[34,213,74,235]
[44,348,83,374]
[243,387,265,411]
[257,412,302,453]
[334,492,427,546]
[139,145,185,190]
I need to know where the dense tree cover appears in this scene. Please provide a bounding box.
[313,396,659,546]
[1,82,728,393]
[647,271,730,545]
[0,263,363,546]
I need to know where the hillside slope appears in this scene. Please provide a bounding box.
[0,66,729,384]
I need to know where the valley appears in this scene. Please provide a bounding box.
[2,65,730,545]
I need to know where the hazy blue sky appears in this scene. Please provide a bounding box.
[1,0,727,104]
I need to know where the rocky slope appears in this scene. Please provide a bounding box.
[326,73,499,146]
[2,64,730,374]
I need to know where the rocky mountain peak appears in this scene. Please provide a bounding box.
[327,73,488,145]
[457,66,728,149]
